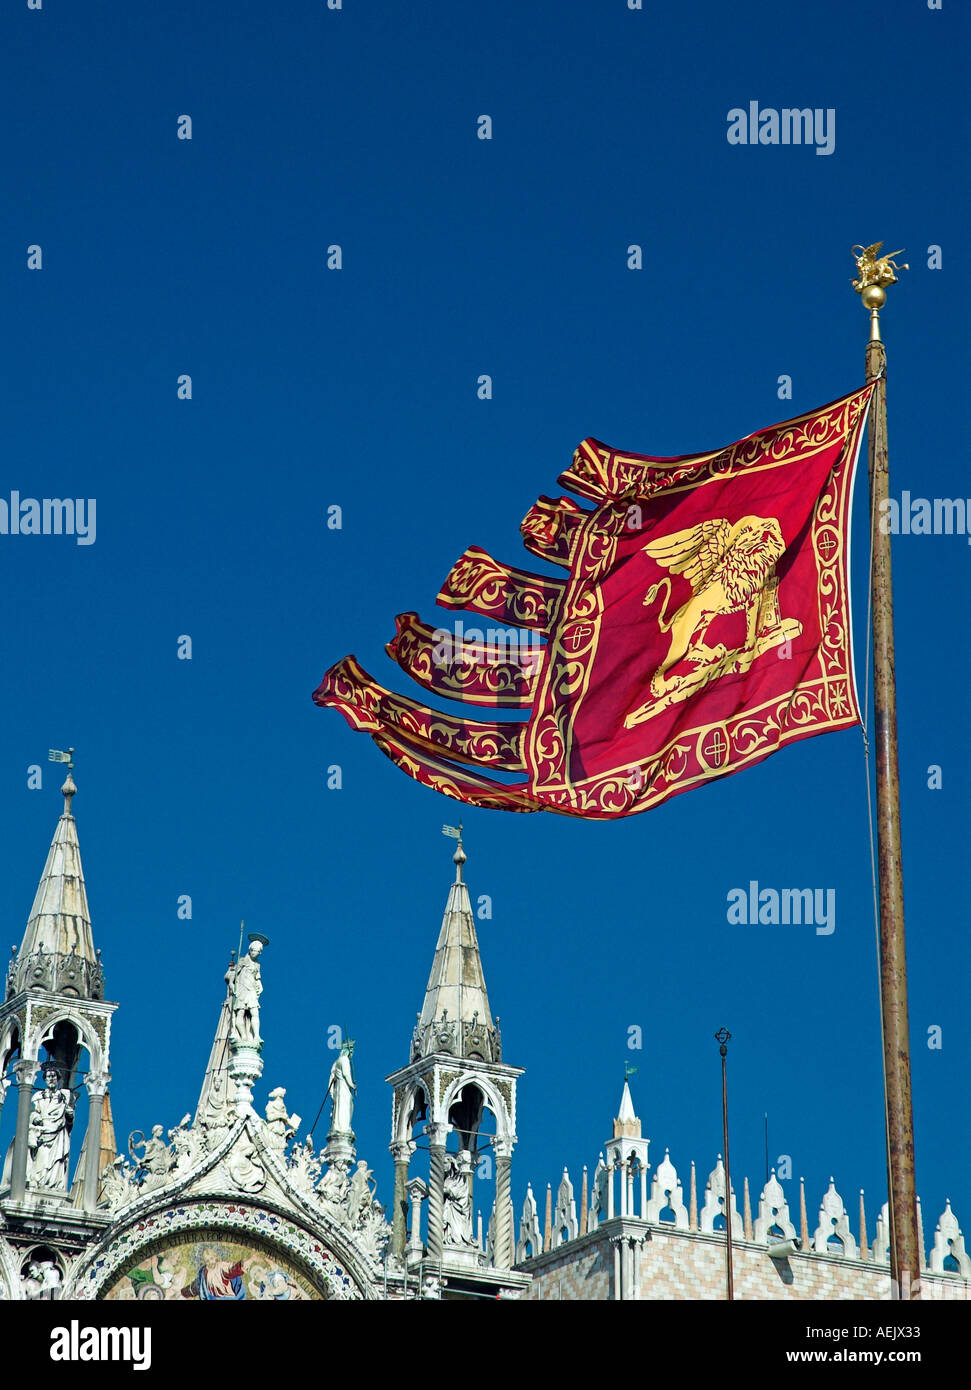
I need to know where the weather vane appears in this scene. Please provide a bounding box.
[48,747,75,771]
[851,241,908,342]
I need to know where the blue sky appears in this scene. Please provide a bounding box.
[1,0,968,1247]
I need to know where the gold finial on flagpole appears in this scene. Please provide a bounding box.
[851,242,908,342]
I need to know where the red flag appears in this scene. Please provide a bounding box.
[314,387,873,818]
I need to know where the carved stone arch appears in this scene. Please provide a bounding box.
[28,1009,105,1074]
[440,1072,512,1140]
[394,1081,430,1145]
[0,1017,21,1070]
[68,1199,379,1301]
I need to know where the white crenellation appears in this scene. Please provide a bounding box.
[753,1169,798,1245]
[645,1148,689,1229]
[553,1167,578,1247]
[872,1202,890,1264]
[516,1184,542,1262]
[812,1178,859,1258]
[699,1156,743,1238]
[928,1200,971,1277]
[588,1155,608,1232]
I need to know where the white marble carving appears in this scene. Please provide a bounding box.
[700,1156,743,1237]
[812,1178,859,1258]
[517,1184,542,1261]
[753,1169,798,1245]
[553,1167,578,1246]
[327,1041,356,1136]
[589,1154,608,1231]
[929,1199,971,1277]
[265,1088,300,1150]
[26,1066,74,1192]
[443,1150,477,1248]
[645,1148,689,1229]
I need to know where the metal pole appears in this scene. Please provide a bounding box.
[853,246,920,1299]
[715,1028,734,1301]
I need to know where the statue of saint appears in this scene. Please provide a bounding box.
[264,1087,300,1149]
[442,1151,477,1248]
[327,1039,356,1136]
[348,1160,375,1226]
[227,937,266,1044]
[26,1065,74,1192]
[129,1124,173,1190]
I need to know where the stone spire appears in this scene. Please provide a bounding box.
[69,1091,119,1209]
[411,832,500,1064]
[9,773,102,999]
[613,1080,641,1139]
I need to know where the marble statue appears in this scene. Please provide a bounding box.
[130,1124,172,1189]
[101,1154,138,1213]
[26,1065,74,1192]
[265,1087,300,1149]
[20,1260,60,1300]
[228,938,265,1044]
[319,1162,349,1217]
[443,1150,477,1248]
[227,1140,265,1194]
[287,1136,322,1199]
[168,1114,206,1174]
[327,1039,356,1135]
[348,1160,375,1225]
[199,1064,233,1134]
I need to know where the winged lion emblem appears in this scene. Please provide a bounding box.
[624,514,803,729]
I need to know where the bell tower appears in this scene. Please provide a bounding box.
[386,829,528,1297]
[0,769,118,1288]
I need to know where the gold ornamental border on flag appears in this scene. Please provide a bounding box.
[525,388,873,816]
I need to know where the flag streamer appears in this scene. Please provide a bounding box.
[386,611,543,708]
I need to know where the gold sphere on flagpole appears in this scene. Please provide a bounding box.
[860,284,887,311]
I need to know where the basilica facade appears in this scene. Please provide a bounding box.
[0,777,967,1301]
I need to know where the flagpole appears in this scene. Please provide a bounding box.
[853,243,920,1299]
[715,1029,734,1301]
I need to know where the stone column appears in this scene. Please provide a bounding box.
[492,1139,515,1270]
[82,1071,109,1212]
[629,1236,642,1298]
[426,1123,447,1260]
[618,1157,628,1217]
[612,1236,623,1300]
[390,1140,413,1260]
[626,1159,634,1217]
[606,1159,615,1219]
[406,1178,427,1259]
[639,1159,648,1218]
[10,1058,38,1202]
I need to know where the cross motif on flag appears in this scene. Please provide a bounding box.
[703,731,729,767]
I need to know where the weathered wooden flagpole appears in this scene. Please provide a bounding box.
[852,243,920,1299]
